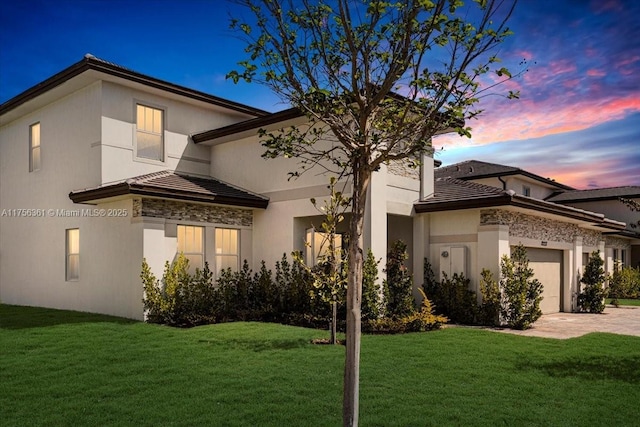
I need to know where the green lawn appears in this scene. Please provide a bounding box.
[2,304,639,426]
[608,298,640,307]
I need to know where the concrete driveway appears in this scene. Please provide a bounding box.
[492,305,640,339]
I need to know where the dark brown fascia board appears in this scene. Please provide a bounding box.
[0,56,269,118]
[414,192,623,228]
[69,183,269,209]
[192,107,303,143]
[551,193,640,204]
[192,102,464,145]
[414,194,513,213]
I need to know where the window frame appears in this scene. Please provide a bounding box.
[305,228,343,266]
[215,228,240,275]
[66,228,79,281]
[522,185,531,197]
[29,122,41,172]
[177,225,205,273]
[135,103,165,162]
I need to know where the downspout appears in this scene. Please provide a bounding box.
[498,176,507,190]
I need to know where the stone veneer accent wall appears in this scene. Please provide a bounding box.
[480,209,602,245]
[605,236,631,250]
[132,198,252,227]
[387,159,420,179]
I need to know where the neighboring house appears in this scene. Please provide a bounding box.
[1,57,635,319]
[546,187,640,268]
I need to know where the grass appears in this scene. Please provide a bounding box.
[2,304,639,426]
[608,298,640,307]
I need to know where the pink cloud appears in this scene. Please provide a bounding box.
[548,60,577,76]
[436,94,640,148]
[586,69,606,77]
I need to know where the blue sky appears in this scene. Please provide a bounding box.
[1,0,638,189]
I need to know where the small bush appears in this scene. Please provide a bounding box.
[608,265,640,303]
[478,269,501,326]
[427,272,477,325]
[500,244,543,330]
[362,249,381,321]
[578,251,607,313]
[383,241,416,319]
[142,254,216,327]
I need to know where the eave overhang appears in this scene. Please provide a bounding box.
[0,55,269,118]
[415,192,626,232]
[69,173,269,210]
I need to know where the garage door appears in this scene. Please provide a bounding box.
[526,248,563,314]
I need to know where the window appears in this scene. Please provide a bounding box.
[29,122,41,172]
[177,225,204,273]
[66,229,79,281]
[306,229,342,265]
[613,249,627,267]
[136,104,163,161]
[215,228,239,274]
[522,185,531,197]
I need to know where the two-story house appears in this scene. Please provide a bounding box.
[0,55,437,319]
[1,56,635,319]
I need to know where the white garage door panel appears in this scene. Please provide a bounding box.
[526,248,563,314]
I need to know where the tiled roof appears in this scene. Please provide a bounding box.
[547,186,640,202]
[421,177,507,205]
[69,171,268,208]
[435,160,574,190]
[415,178,625,231]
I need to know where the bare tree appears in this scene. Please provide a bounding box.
[228,1,519,425]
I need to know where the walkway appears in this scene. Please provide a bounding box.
[492,305,640,339]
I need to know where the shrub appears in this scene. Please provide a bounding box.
[142,254,216,327]
[578,251,607,313]
[362,289,447,334]
[361,249,381,321]
[383,240,416,318]
[500,244,543,330]
[478,269,501,326]
[422,257,438,301]
[608,265,640,303]
[426,272,477,325]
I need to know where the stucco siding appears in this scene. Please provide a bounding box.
[0,83,103,311]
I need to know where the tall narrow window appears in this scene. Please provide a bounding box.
[177,225,204,273]
[215,228,239,275]
[522,185,531,197]
[306,229,342,265]
[66,228,79,281]
[29,122,41,172]
[136,104,163,161]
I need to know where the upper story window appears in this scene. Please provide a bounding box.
[522,185,531,197]
[177,225,204,274]
[136,104,164,161]
[29,122,41,172]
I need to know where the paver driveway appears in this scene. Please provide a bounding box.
[492,305,640,339]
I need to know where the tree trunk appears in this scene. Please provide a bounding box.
[343,160,370,427]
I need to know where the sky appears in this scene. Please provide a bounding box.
[1,0,638,190]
